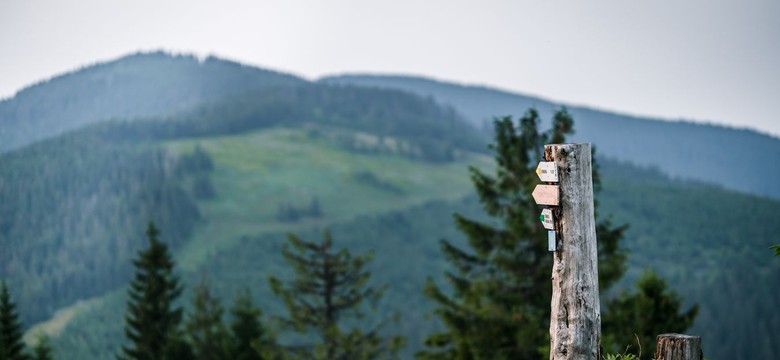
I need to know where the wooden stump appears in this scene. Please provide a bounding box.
[655,334,702,360]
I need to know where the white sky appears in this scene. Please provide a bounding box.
[2,0,779,136]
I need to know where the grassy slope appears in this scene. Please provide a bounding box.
[170,127,491,270]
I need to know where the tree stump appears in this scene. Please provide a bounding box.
[655,334,702,360]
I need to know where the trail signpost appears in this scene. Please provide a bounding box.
[533,143,600,360]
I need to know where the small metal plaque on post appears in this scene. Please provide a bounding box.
[532,185,560,206]
[536,162,559,182]
[540,209,554,230]
[548,230,557,252]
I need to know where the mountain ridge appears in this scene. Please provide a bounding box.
[321,74,780,200]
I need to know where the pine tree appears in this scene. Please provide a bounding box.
[0,280,28,360]
[30,336,53,360]
[119,222,187,360]
[602,270,698,358]
[269,230,404,360]
[184,278,231,360]
[418,109,627,359]
[229,288,272,360]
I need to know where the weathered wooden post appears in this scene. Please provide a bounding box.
[656,334,702,360]
[535,143,600,359]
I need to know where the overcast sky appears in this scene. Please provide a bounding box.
[2,0,779,136]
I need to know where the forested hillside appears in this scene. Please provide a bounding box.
[0,51,304,152]
[322,75,780,200]
[1,53,778,360]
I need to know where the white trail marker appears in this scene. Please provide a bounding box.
[536,161,559,182]
[540,209,554,230]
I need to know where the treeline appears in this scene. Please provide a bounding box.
[0,136,209,325]
[113,223,401,360]
[84,84,485,163]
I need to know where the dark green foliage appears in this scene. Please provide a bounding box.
[772,243,780,256]
[602,270,698,358]
[0,280,27,360]
[175,145,214,177]
[0,135,201,326]
[418,109,626,359]
[185,279,231,360]
[276,197,324,223]
[119,223,185,360]
[230,288,272,360]
[31,336,53,360]
[191,175,216,200]
[269,230,404,360]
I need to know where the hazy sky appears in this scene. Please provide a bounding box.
[2,0,779,136]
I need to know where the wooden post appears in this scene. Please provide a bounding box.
[656,334,702,360]
[546,144,601,360]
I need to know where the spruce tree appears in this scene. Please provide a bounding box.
[119,222,186,360]
[269,230,404,360]
[184,278,231,360]
[30,336,53,360]
[0,280,28,360]
[418,109,627,359]
[602,270,698,358]
[229,288,272,360]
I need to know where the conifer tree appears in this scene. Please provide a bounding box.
[0,280,28,360]
[269,230,404,360]
[229,288,272,360]
[119,222,187,360]
[30,336,53,360]
[602,270,698,358]
[185,278,231,360]
[418,109,627,359]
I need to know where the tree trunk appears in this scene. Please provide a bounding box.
[547,143,601,360]
[655,334,702,360]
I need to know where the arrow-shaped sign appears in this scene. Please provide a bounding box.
[532,184,560,206]
[536,162,559,182]
[548,230,557,252]
[540,209,554,230]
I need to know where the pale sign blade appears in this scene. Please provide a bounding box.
[548,230,557,252]
[532,184,560,206]
[540,208,554,230]
[536,161,559,182]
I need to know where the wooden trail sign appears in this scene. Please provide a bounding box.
[532,184,560,206]
[540,209,554,230]
[536,161,559,182]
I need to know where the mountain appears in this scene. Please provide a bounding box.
[2,53,778,360]
[0,51,304,152]
[321,75,780,200]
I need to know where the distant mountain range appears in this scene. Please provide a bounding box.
[3,52,778,200]
[321,75,780,200]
